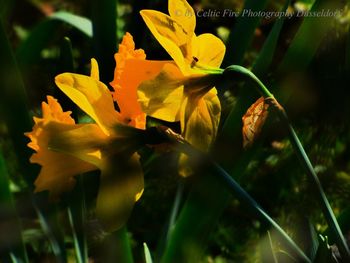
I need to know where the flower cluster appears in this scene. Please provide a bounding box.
[26,0,226,230]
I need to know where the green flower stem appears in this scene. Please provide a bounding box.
[224,65,273,98]
[224,65,350,261]
[158,133,311,263]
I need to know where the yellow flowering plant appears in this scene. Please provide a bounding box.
[26,35,149,231]
[137,0,226,176]
[15,0,348,261]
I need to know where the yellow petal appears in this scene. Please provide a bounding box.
[168,0,196,34]
[192,33,226,68]
[47,123,109,169]
[137,63,184,122]
[179,88,221,176]
[55,73,120,136]
[140,10,191,72]
[90,58,100,81]
[114,59,168,129]
[32,140,96,201]
[96,153,144,231]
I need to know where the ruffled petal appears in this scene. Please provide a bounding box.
[110,32,146,88]
[140,10,191,72]
[192,33,226,68]
[96,153,144,231]
[137,63,184,122]
[55,72,120,136]
[178,88,221,177]
[25,96,96,200]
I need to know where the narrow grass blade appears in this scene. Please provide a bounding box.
[223,0,269,66]
[144,243,153,263]
[324,207,350,244]
[50,12,92,37]
[16,12,92,67]
[156,180,184,259]
[89,0,117,83]
[209,161,311,263]
[0,153,29,263]
[1,18,67,263]
[162,142,311,263]
[166,181,184,243]
[34,205,66,263]
[15,19,60,66]
[66,178,88,263]
[278,112,350,260]
[260,231,278,263]
[277,0,343,74]
[67,205,87,263]
[253,0,290,77]
[161,173,230,263]
[224,64,350,260]
[58,38,87,263]
[306,220,319,261]
[55,37,79,119]
[59,36,74,72]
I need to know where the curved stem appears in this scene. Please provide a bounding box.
[224,65,350,261]
[224,65,273,98]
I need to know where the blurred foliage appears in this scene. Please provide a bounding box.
[1,0,350,262]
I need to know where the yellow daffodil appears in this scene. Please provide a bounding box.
[138,0,226,176]
[26,36,148,230]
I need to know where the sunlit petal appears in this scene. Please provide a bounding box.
[179,88,221,176]
[138,63,184,122]
[55,72,120,136]
[168,0,196,34]
[47,122,108,168]
[140,10,191,72]
[192,33,226,68]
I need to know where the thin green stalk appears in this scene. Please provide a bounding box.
[224,65,350,261]
[34,205,66,263]
[155,179,185,260]
[67,205,86,263]
[164,137,311,263]
[166,180,184,243]
[224,65,273,98]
